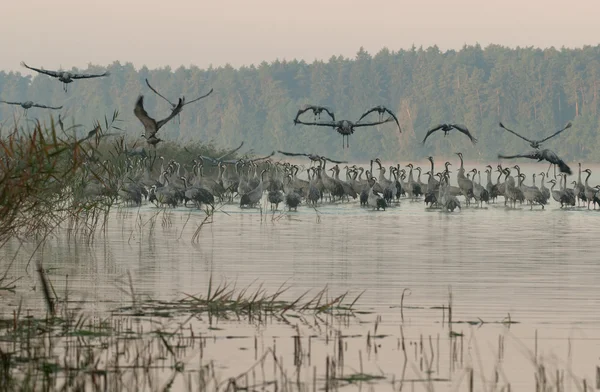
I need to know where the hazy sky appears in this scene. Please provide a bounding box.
[2,0,599,73]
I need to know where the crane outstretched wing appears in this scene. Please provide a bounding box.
[0,100,21,106]
[71,71,110,79]
[555,159,572,175]
[353,116,394,128]
[21,62,61,77]
[451,124,478,144]
[422,124,444,144]
[196,155,219,165]
[156,98,185,130]
[497,152,538,160]
[247,151,275,162]
[294,105,335,123]
[384,109,401,132]
[537,122,572,144]
[78,125,102,142]
[322,156,348,164]
[541,150,572,175]
[358,106,401,132]
[134,96,158,136]
[216,141,244,161]
[277,151,310,157]
[356,107,380,122]
[145,78,176,106]
[32,104,63,110]
[294,119,337,127]
[499,122,534,144]
[293,106,312,123]
[183,88,214,106]
[325,158,347,164]
[321,107,336,121]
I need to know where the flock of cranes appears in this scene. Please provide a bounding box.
[3,61,596,214]
[0,62,110,115]
[75,147,600,214]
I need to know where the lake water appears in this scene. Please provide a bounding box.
[1,161,600,391]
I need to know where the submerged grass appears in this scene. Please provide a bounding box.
[114,277,363,323]
[0,272,365,392]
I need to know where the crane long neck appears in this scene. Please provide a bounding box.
[560,176,567,191]
[585,171,591,186]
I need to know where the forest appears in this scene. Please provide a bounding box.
[1,44,599,162]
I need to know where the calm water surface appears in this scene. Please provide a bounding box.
[1,162,600,391]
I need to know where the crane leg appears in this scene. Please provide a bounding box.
[546,162,552,176]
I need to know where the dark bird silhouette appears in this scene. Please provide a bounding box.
[145,78,213,123]
[190,141,245,166]
[21,61,109,92]
[293,105,335,123]
[277,151,347,164]
[357,105,401,133]
[422,124,477,145]
[134,95,184,147]
[498,149,572,175]
[76,124,120,144]
[499,122,572,149]
[0,100,62,115]
[218,151,276,165]
[295,117,395,148]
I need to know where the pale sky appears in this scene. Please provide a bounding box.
[2,0,599,73]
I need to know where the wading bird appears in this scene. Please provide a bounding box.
[422,124,477,145]
[357,105,401,133]
[499,122,572,149]
[21,62,110,92]
[294,117,395,148]
[145,78,213,123]
[0,100,62,115]
[497,149,572,175]
[293,105,335,123]
[134,95,184,147]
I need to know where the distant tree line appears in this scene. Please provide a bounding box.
[1,44,599,162]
